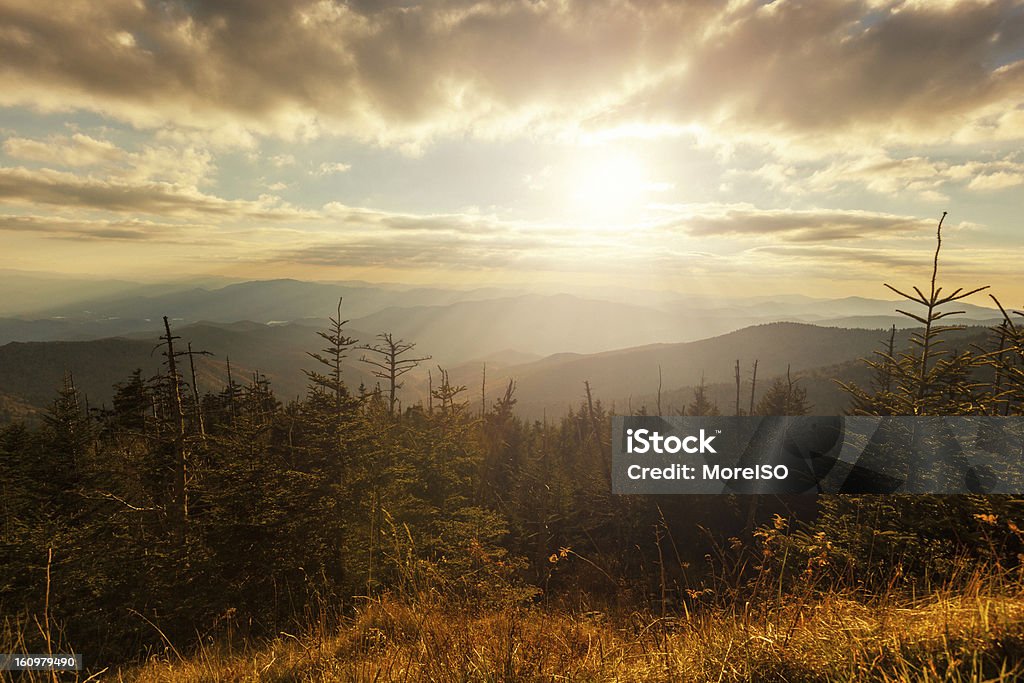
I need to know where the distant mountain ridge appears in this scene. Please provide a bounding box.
[0,320,993,423]
[36,279,531,322]
[0,275,1005,421]
[1,277,1002,361]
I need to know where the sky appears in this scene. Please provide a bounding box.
[0,0,1023,301]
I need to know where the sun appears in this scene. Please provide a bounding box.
[565,151,656,226]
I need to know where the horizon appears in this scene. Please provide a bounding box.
[0,265,949,315]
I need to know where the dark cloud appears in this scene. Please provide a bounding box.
[751,244,927,269]
[276,237,521,270]
[0,166,309,218]
[3,1,1016,146]
[0,214,225,243]
[666,206,932,241]
[268,228,574,270]
[629,0,1024,136]
[748,242,1024,280]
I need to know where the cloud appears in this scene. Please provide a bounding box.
[4,133,123,167]
[622,0,1024,153]
[3,133,214,186]
[0,0,1020,150]
[322,201,519,235]
[270,154,297,167]
[315,161,352,175]
[794,154,1024,196]
[268,231,567,271]
[0,165,312,219]
[966,169,1024,190]
[750,244,929,270]
[0,214,228,244]
[660,205,935,241]
[748,242,1024,282]
[264,202,985,276]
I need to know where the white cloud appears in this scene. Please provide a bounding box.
[967,170,1024,190]
[314,161,352,175]
[270,154,297,167]
[3,133,215,187]
[4,133,123,167]
[732,153,1024,197]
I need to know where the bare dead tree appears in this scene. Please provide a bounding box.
[786,364,794,410]
[496,378,517,414]
[159,317,188,533]
[359,333,431,415]
[656,365,663,415]
[584,380,596,434]
[225,355,238,423]
[884,325,896,393]
[156,317,212,534]
[994,321,1008,415]
[185,342,213,439]
[749,359,758,417]
[734,359,741,416]
[481,362,487,418]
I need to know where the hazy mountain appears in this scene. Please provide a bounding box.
[0,272,1005,422]
[346,294,687,362]
[347,293,993,363]
[471,322,994,419]
[2,276,1003,364]
[815,315,1003,330]
[34,279,528,323]
[0,269,234,317]
[664,295,1001,322]
[0,317,163,345]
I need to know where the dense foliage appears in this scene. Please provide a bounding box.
[0,328,771,663]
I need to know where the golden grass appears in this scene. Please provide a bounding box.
[98,589,1024,683]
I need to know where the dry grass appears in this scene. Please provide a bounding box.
[7,571,1024,683]
[82,587,1024,683]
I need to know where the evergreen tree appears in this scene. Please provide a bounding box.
[110,369,151,432]
[686,375,720,416]
[305,297,359,407]
[754,369,809,416]
[841,213,988,416]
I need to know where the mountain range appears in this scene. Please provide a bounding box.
[0,274,1004,422]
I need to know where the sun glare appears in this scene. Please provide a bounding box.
[565,151,655,226]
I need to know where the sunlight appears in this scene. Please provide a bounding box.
[565,151,656,226]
